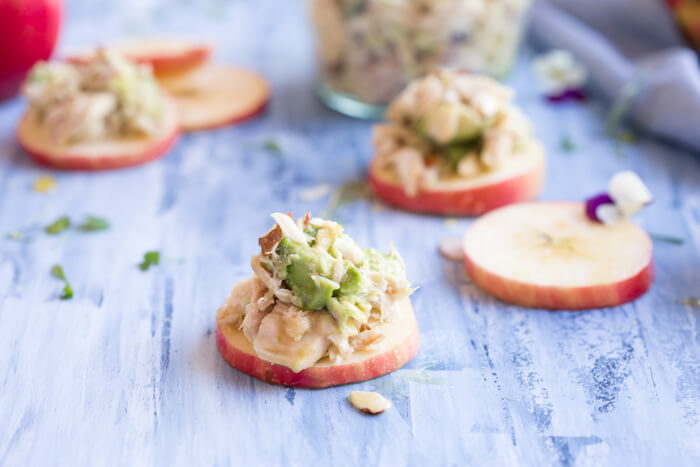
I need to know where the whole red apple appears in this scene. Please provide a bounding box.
[0,0,63,102]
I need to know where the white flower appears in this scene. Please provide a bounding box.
[532,49,587,96]
[608,171,653,217]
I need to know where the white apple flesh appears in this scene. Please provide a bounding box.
[462,202,654,310]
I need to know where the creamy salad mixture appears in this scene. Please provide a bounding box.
[217,213,413,372]
[23,50,165,144]
[310,0,532,105]
[373,69,534,196]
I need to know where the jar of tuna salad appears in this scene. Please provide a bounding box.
[309,0,533,118]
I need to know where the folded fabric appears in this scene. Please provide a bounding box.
[530,0,700,153]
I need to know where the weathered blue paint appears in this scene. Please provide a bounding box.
[0,1,699,466]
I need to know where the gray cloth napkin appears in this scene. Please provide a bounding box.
[530,0,700,153]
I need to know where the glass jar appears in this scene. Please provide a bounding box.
[309,0,533,118]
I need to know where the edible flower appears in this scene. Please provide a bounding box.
[533,49,587,102]
[585,171,653,224]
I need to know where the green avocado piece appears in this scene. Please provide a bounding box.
[419,103,484,145]
[276,237,337,310]
[339,263,361,296]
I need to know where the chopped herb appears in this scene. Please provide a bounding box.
[45,216,70,235]
[50,264,73,300]
[649,232,684,245]
[139,251,161,271]
[59,283,74,300]
[5,231,26,241]
[262,140,282,155]
[560,134,576,152]
[680,297,700,309]
[77,216,110,232]
[33,175,57,193]
[50,264,66,280]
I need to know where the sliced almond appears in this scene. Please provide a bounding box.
[348,391,391,415]
[439,236,464,261]
[258,224,283,254]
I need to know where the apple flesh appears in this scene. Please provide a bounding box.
[462,202,654,310]
[17,94,179,170]
[158,65,269,131]
[369,143,545,216]
[216,298,420,388]
[0,0,63,101]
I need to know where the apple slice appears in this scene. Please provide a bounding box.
[216,298,420,388]
[157,65,269,131]
[68,38,213,75]
[17,95,179,170]
[369,143,546,216]
[462,202,654,310]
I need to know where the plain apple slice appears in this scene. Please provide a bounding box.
[68,38,213,75]
[17,95,179,170]
[216,298,420,388]
[369,143,546,216]
[462,202,654,310]
[157,65,269,131]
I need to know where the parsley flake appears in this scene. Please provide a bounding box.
[560,134,576,152]
[46,216,70,235]
[59,283,74,300]
[78,216,110,232]
[5,231,27,241]
[50,264,66,281]
[262,140,282,155]
[139,251,161,271]
[649,232,684,245]
[50,264,73,300]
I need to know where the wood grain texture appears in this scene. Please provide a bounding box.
[0,1,699,465]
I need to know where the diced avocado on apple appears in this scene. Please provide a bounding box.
[444,139,482,168]
[276,238,336,310]
[418,103,484,145]
[327,296,371,326]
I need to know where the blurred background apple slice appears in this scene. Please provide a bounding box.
[462,202,654,310]
[158,65,269,131]
[69,37,213,75]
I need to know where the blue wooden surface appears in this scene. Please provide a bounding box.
[1,1,699,466]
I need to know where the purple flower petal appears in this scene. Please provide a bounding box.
[547,88,587,102]
[585,193,614,223]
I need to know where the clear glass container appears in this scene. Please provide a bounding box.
[309,0,533,118]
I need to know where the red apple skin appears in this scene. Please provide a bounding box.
[19,127,179,170]
[148,46,212,75]
[216,317,420,388]
[68,44,213,75]
[369,157,545,216]
[463,254,655,310]
[0,0,63,102]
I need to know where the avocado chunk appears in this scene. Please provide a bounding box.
[419,103,484,145]
[276,237,337,310]
[339,263,361,296]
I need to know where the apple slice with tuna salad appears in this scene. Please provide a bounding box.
[216,212,420,388]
